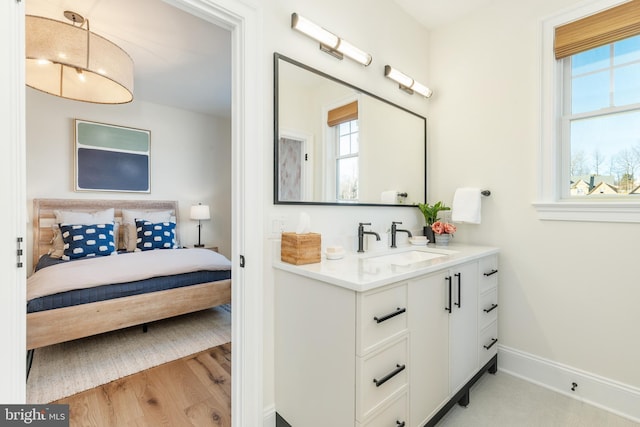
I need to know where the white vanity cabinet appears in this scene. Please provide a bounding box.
[275,271,410,427]
[274,245,498,427]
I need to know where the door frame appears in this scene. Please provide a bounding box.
[0,0,265,425]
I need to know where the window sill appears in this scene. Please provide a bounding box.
[533,201,640,223]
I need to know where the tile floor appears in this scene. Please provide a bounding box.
[436,371,639,426]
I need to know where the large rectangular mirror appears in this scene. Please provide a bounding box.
[274,53,427,206]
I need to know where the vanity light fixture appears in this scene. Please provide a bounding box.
[25,11,134,104]
[384,65,433,98]
[291,13,372,66]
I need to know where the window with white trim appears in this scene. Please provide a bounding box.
[564,35,640,197]
[335,120,359,201]
[536,0,640,222]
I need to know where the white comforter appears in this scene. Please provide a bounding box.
[27,248,232,301]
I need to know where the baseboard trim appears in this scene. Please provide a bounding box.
[498,345,640,423]
[263,404,276,427]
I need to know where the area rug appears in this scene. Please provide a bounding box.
[26,304,231,404]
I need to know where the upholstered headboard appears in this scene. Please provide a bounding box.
[32,199,179,267]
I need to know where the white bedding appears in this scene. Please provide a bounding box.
[27,248,231,301]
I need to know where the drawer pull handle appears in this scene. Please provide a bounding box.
[484,338,498,350]
[484,269,498,277]
[374,307,406,324]
[396,421,406,427]
[483,303,498,313]
[373,364,405,387]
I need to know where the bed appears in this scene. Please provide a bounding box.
[26,198,232,350]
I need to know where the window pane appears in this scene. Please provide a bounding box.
[570,110,640,195]
[351,132,359,153]
[614,63,640,106]
[339,121,351,136]
[572,71,609,114]
[572,45,609,75]
[337,157,358,201]
[614,34,640,66]
[339,134,351,155]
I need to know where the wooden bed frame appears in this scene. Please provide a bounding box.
[27,198,231,350]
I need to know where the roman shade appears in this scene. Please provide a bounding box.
[554,0,640,59]
[327,101,358,127]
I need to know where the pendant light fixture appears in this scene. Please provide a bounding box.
[26,11,134,104]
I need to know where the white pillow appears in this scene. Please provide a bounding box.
[54,208,115,225]
[121,209,174,252]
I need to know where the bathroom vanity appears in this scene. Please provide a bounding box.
[273,244,499,427]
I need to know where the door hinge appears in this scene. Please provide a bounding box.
[305,153,308,161]
[239,255,245,268]
[17,237,24,268]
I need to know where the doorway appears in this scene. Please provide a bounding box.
[0,0,264,425]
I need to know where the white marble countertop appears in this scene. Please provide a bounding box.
[273,243,499,292]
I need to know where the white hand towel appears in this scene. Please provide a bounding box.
[452,187,482,224]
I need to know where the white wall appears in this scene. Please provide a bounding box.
[263,0,432,412]
[428,0,640,391]
[26,88,232,263]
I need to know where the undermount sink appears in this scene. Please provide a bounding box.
[364,249,447,266]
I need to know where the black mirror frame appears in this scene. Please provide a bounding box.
[274,52,427,207]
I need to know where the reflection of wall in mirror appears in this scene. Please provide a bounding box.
[359,96,425,204]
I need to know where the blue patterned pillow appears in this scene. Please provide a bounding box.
[135,220,177,251]
[59,223,116,260]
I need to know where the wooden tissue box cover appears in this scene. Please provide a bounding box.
[281,232,321,265]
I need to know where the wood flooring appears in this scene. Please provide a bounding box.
[53,342,231,427]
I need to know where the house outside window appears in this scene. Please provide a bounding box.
[536,0,640,222]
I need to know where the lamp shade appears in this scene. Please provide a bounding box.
[25,15,134,104]
[190,204,211,221]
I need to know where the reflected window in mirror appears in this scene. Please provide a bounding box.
[274,53,427,206]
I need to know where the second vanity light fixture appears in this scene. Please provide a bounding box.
[384,65,433,98]
[291,13,372,66]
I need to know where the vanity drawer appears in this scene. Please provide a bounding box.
[357,336,408,421]
[479,254,498,294]
[357,283,408,355]
[479,288,498,330]
[479,321,498,367]
[357,392,408,427]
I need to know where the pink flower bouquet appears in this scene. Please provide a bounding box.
[431,221,457,235]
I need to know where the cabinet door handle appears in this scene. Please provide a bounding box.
[483,303,498,313]
[445,276,452,313]
[484,269,498,277]
[373,364,405,387]
[454,272,461,308]
[396,421,406,427]
[374,307,406,324]
[484,338,498,350]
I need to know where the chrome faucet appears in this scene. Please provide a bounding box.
[358,222,381,253]
[390,221,412,248]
